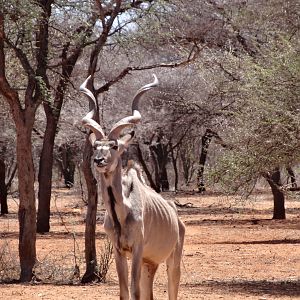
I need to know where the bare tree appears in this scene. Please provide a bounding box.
[0,1,52,280]
[36,2,96,233]
[197,129,227,193]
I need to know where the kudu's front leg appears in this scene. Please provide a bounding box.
[130,243,143,300]
[114,249,129,300]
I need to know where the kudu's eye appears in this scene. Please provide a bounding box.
[108,140,118,150]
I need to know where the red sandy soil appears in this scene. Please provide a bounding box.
[0,189,299,299]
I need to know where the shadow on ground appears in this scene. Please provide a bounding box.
[185,279,300,297]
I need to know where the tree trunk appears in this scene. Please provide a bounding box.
[149,145,161,192]
[59,143,76,188]
[16,125,37,282]
[265,168,286,220]
[63,162,75,188]
[134,143,159,192]
[169,144,178,191]
[0,159,8,214]
[160,161,169,191]
[197,129,214,193]
[286,166,297,189]
[36,9,92,231]
[81,138,99,283]
[37,112,57,233]
[149,135,169,192]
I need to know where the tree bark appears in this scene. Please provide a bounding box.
[134,142,159,192]
[63,163,75,188]
[160,159,169,191]
[286,166,297,189]
[59,143,76,188]
[34,0,54,234]
[265,168,286,220]
[0,159,8,214]
[149,134,169,192]
[16,123,37,282]
[37,111,57,233]
[169,143,179,191]
[149,145,161,192]
[197,129,214,193]
[81,138,99,283]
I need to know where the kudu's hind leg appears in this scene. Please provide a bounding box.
[166,220,185,300]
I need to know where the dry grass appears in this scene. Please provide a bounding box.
[0,240,20,282]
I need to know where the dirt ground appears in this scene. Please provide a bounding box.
[0,189,299,299]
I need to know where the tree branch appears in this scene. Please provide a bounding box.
[0,13,22,114]
[95,46,201,96]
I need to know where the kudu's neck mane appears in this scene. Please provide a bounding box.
[98,158,124,250]
[107,185,121,248]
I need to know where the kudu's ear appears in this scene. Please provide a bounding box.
[118,131,135,150]
[89,132,97,145]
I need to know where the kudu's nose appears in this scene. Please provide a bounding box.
[94,157,105,165]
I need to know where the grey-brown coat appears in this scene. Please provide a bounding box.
[80,75,185,300]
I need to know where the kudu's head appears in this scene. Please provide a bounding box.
[80,75,159,173]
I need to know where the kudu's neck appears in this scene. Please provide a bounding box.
[99,158,123,199]
[98,158,127,224]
